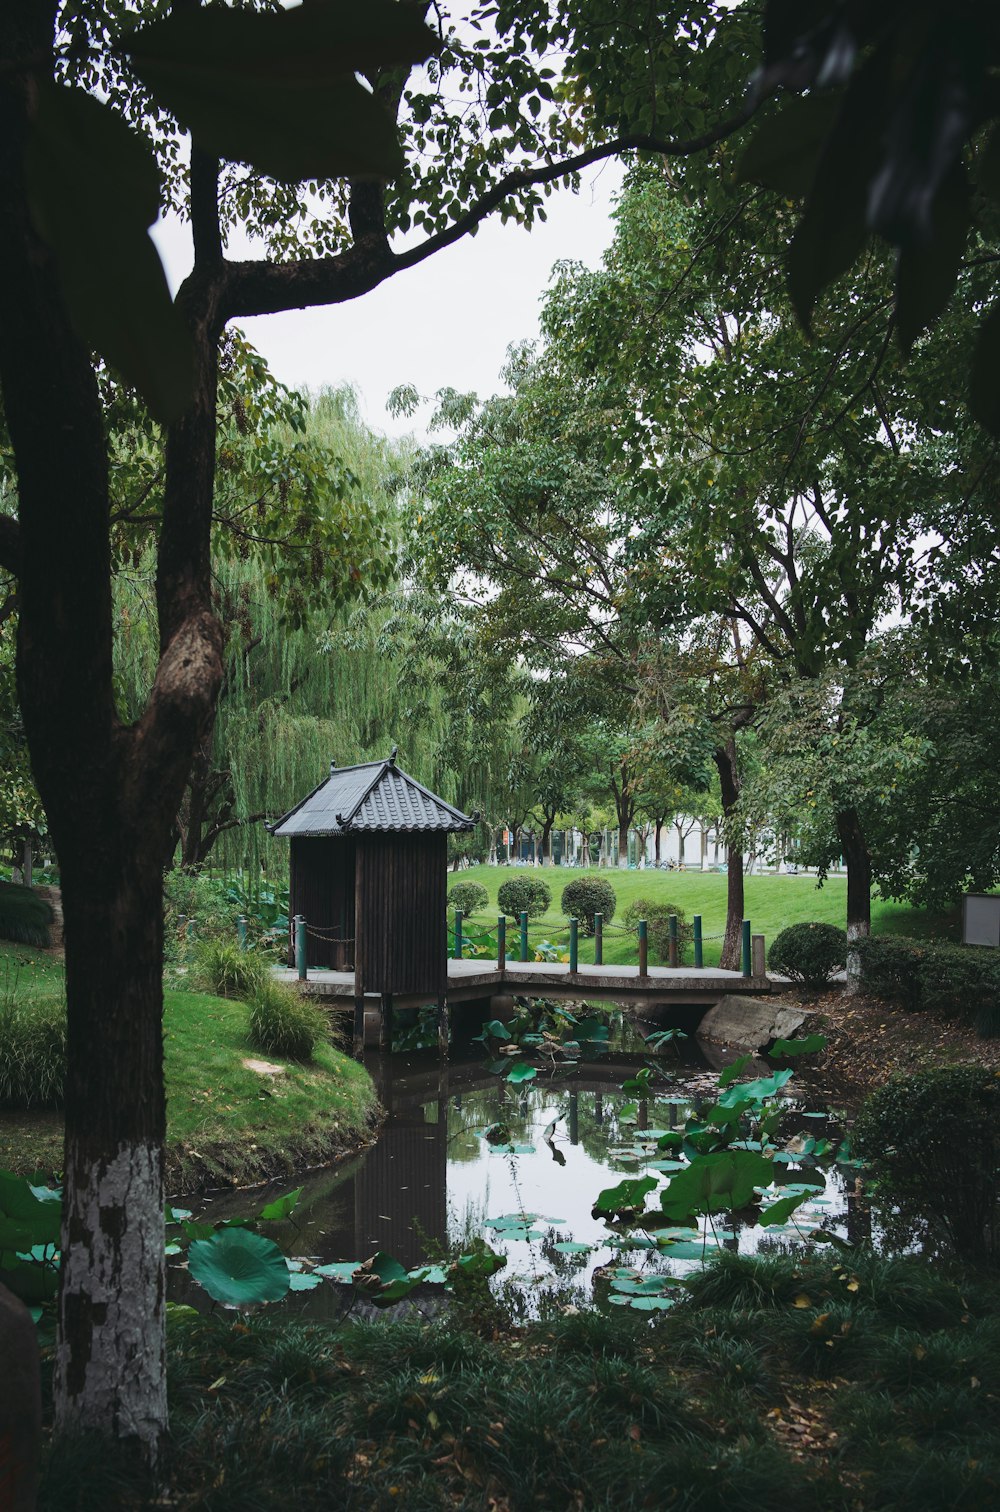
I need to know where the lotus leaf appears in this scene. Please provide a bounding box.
[188,1228,290,1306]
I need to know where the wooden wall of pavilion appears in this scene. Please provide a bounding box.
[288,836,356,969]
[355,832,447,997]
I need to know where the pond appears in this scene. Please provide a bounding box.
[176,1010,866,1316]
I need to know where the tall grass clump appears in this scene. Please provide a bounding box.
[0,986,66,1106]
[192,938,269,999]
[0,880,52,948]
[247,979,327,1062]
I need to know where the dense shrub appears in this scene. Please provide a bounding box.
[447,881,489,917]
[767,922,846,987]
[853,1066,1000,1261]
[0,990,66,1106]
[0,880,52,948]
[497,876,551,921]
[561,878,617,936]
[856,935,1000,1025]
[622,899,691,964]
[193,939,270,1000]
[247,979,327,1062]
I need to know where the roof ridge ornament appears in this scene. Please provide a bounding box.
[389,745,398,766]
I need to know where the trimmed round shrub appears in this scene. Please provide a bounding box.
[247,979,327,1062]
[767,922,846,987]
[0,990,66,1107]
[193,939,270,1000]
[447,881,489,917]
[561,877,617,937]
[497,876,551,921]
[623,899,691,964]
[853,1066,1000,1261]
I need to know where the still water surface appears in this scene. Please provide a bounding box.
[183,1020,863,1314]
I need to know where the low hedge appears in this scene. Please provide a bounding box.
[622,899,691,964]
[561,878,617,936]
[855,934,1000,1032]
[447,881,489,917]
[497,876,551,921]
[768,922,846,988]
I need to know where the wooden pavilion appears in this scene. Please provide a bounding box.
[267,751,476,1030]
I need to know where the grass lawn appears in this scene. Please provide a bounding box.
[0,944,375,1192]
[39,1249,1000,1510]
[448,865,952,966]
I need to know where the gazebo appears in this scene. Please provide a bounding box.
[267,750,476,1019]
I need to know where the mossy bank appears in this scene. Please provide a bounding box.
[0,948,377,1194]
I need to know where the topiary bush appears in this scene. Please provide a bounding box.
[0,989,66,1107]
[561,877,617,937]
[497,876,551,921]
[622,899,691,964]
[767,922,846,987]
[853,1066,1000,1261]
[247,979,328,1062]
[447,881,489,917]
[193,939,270,1000]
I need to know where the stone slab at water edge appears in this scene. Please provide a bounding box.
[697,994,810,1053]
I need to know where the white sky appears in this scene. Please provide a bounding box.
[151,158,624,441]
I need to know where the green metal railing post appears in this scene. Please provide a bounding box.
[594,912,603,965]
[569,917,578,972]
[497,915,506,970]
[693,914,703,968]
[237,915,247,951]
[519,911,529,962]
[638,918,648,977]
[295,915,307,981]
[454,909,463,960]
[741,919,752,978]
[668,913,679,968]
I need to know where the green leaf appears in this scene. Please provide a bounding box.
[717,1054,752,1089]
[127,3,436,183]
[0,1174,61,1250]
[770,1034,828,1057]
[786,52,888,328]
[23,84,194,423]
[659,1150,774,1220]
[737,92,841,197]
[717,1069,794,1108]
[506,1062,537,1084]
[258,1187,303,1223]
[896,161,970,351]
[592,1175,657,1216]
[627,1296,676,1311]
[553,1241,592,1254]
[481,1019,511,1042]
[187,1229,291,1306]
[287,1271,322,1291]
[758,1192,811,1227]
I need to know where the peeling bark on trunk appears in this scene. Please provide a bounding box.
[714,740,744,971]
[837,806,871,992]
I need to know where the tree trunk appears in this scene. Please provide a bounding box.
[836,806,871,992]
[0,32,224,1452]
[714,740,744,970]
[540,813,554,865]
[654,818,663,865]
[55,857,167,1447]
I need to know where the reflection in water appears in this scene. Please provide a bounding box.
[186,1022,852,1312]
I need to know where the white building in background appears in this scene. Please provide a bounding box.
[497,818,835,874]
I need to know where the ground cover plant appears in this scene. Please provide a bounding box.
[36,1248,1000,1511]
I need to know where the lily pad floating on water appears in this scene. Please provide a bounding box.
[288,1272,322,1291]
[188,1228,290,1306]
[553,1241,592,1254]
[488,1143,536,1155]
[313,1260,361,1282]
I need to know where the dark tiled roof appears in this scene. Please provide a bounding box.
[268,758,475,837]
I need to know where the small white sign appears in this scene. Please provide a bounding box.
[963,894,1000,948]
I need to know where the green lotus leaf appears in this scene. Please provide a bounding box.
[188,1228,290,1306]
[258,1187,303,1223]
